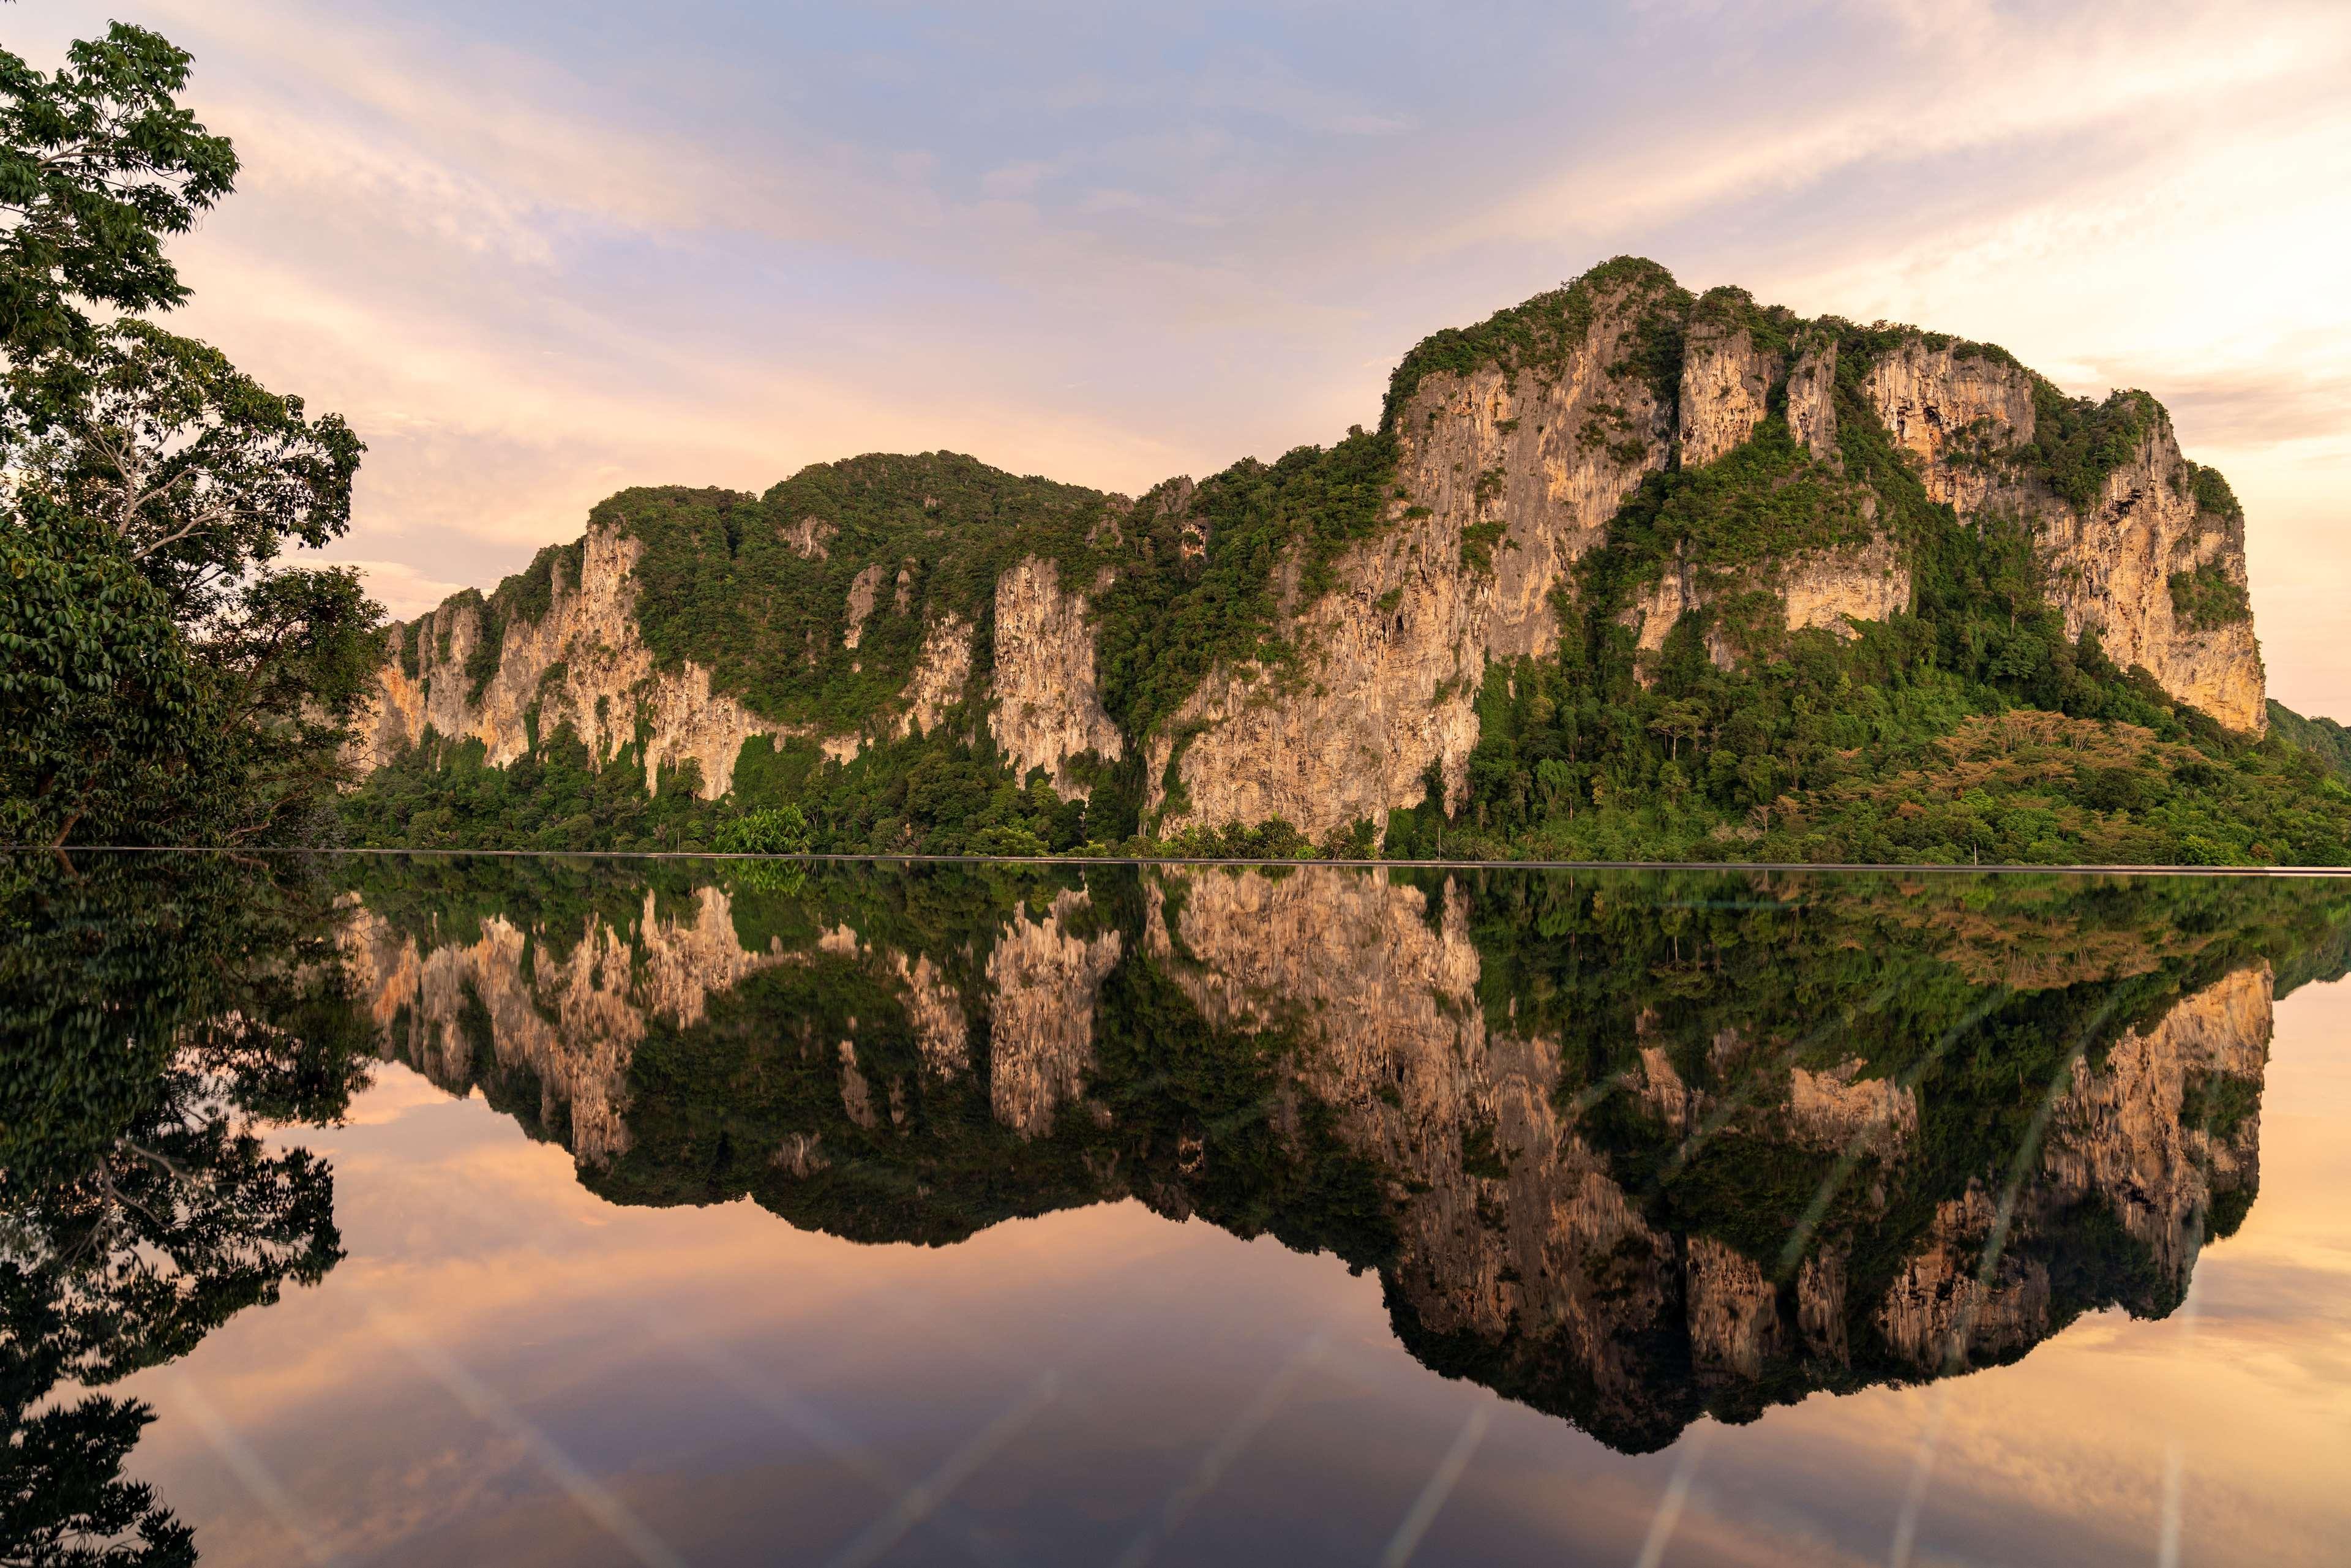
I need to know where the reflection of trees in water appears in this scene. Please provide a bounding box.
[9,852,2330,1563]
[355,859,2343,1454]
[1,853,371,1566]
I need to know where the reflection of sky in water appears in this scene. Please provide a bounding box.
[103,981,2351,1566]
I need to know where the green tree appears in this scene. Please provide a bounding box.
[8,320,362,615]
[715,803,813,855]
[0,23,381,849]
[0,23,236,362]
[0,500,209,845]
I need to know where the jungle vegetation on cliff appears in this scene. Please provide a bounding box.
[343,252,2351,865]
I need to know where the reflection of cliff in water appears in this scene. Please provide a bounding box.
[344,858,2346,1452]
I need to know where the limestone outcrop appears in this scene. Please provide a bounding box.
[991,557,1122,797]
[898,613,975,739]
[1678,300,1778,468]
[1859,341,2265,732]
[1149,269,1679,842]
[350,258,2272,835]
[348,522,846,798]
[2035,417,2265,733]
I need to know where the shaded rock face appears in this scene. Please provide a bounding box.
[1859,340,2265,733]
[1863,338,2041,514]
[1678,313,1777,468]
[1787,1058,1918,1157]
[1624,530,1911,673]
[1785,336,1839,460]
[781,515,834,559]
[897,613,974,739]
[1777,532,1912,640]
[842,563,888,651]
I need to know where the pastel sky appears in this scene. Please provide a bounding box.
[21,0,2351,716]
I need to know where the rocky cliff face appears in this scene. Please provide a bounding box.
[348,258,2270,833]
[991,557,1123,798]
[350,522,850,797]
[1860,342,2264,732]
[1146,274,1678,839]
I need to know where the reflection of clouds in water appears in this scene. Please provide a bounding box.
[367,1299,687,1568]
[164,1373,343,1567]
[124,1042,2351,1567]
[70,862,2351,1566]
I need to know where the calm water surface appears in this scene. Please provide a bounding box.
[6,853,2350,1566]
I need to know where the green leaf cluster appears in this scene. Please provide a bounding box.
[2168,563,2252,630]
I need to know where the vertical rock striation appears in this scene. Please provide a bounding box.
[1149,269,1679,842]
[991,557,1123,798]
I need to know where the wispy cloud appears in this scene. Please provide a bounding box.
[27,0,2351,711]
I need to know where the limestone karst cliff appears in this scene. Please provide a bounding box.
[340,859,2336,1450]
[343,259,2336,865]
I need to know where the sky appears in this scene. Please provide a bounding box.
[20,0,2351,716]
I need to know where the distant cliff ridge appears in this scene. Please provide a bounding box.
[347,259,2347,863]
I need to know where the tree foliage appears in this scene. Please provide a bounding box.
[6,320,362,615]
[0,23,380,849]
[0,24,236,362]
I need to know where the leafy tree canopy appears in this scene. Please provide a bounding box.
[0,23,236,363]
[0,23,381,850]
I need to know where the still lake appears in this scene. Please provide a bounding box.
[7,853,2349,1566]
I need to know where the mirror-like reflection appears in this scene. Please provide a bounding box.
[6,852,2349,1562]
[340,860,2341,1455]
[1,853,374,1566]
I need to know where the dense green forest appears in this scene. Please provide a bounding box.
[2269,700,2351,782]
